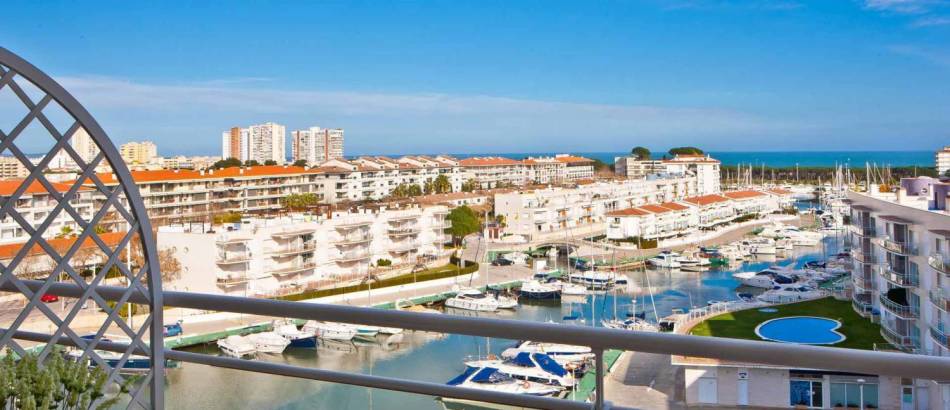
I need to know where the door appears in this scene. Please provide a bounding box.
[737,379,749,406]
[901,386,915,410]
[698,378,717,404]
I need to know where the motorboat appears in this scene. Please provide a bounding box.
[648,251,681,268]
[445,366,562,396]
[496,293,519,309]
[602,317,659,332]
[741,238,777,255]
[273,321,318,348]
[247,331,291,354]
[502,341,594,368]
[518,280,561,299]
[303,320,358,341]
[732,268,798,289]
[445,288,500,312]
[67,337,154,373]
[464,352,576,387]
[556,281,587,296]
[757,285,824,303]
[568,271,614,289]
[216,335,257,358]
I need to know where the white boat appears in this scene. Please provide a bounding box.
[496,294,519,309]
[518,280,561,299]
[247,331,291,354]
[273,321,318,348]
[567,271,614,289]
[68,337,153,374]
[757,285,824,303]
[465,352,576,387]
[445,366,561,396]
[303,320,358,341]
[741,238,777,255]
[648,251,681,268]
[445,288,500,312]
[556,281,587,296]
[502,341,593,368]
[216,335,257,358]
[602,317,659,333]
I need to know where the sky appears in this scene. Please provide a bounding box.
[1,0,950,156]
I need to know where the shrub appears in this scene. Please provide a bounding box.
[376,259,392,267]
[0,352,136,409]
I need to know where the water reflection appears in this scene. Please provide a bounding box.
[165,236,843,409]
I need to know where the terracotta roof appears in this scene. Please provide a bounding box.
[0,231,127,261]
[683,194,730,206]
[458,157,523,167]
[639,204,672,214]
[606,207,650,217]
[722,190,766,200]
[92,165,324,184]
[0,180,91,196]
[658,202,689,211]
[555,155,594,164]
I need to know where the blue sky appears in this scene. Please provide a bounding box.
[2,0,950,156]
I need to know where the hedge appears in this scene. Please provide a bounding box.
[275,260,479,302]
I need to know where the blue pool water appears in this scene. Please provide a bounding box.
[755,316,845,345]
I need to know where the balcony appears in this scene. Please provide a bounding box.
[271,228,316,239]
[851,247,876,264]
[216,236,251,245]
[388,227,420,237]
[879,293,919,319]
[215,252,251,265]
[929,253,950,276]
[852,273,875,292]
[389,242,418,253]
[334,220,372,230]
[848,222,876,237]
[335,250,370,262]
[266,242,316,257]
[335,235,372,246]
[216,274,249,286]
[930,288,950,313]
[388,215,420,223]
[875,236,916,256]
[851,293,873,317]
[880,325,920,353]
[878,265,918,287]
[930,324,949,350]
[267,262,316,276]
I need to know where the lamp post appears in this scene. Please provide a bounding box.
[856,378,866,410]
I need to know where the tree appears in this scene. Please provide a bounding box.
[56,226,74,239]
[630,146,651,160]
[264,160,278,166]
[668,147,704,156]
[244,160,261,167]
[293,159,308,168]
[461,179,478,193]
[446,205,480,245]
[423,180,434,195]
[210,157,242,169]
[432,174,452,194]
[281,193,319,210]
[158,247,182,283]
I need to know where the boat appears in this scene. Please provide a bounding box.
[647,251,681,268]
[216,335,257,358]
[501,341,594,369]
[602,317,659,332]
[445,366,562,396]
[518,280,561,299]
[67,337,155,373]
[445,288,500,312]
[699,247,730,266]
[741,238,777,255]
[496,293,519,309]
[757,285,824,303]
[273,320,318,348]
[247,331,291,354]
[303,320,358,341]
[567,271,614,289]
[556,281,587,296]
[464,352,576,387]
[732,268,797,289]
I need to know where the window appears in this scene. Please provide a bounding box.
[790,379,823,408]
[830,382,878,409]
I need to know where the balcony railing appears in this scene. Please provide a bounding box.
[216,236,251,245]
[851,247,876,264]
[7,279,950,410]
[335,235,372,245]
[848,222,876,237]
[876,236,916,256]
[266,242,316,256]
[929,253,950,275]
[336,250,370,262]
[216,275,250,286]
[852,273,875,292]
[930,288,950,313]
[388,227,420,236]
[271,228,316,239]
[878,265,918,287]
[930,324,949,349]
[215,252,251,264]
[267,261,317,276]
[851,293,873,317]
[879,294,919,319]
[880,325,920,353]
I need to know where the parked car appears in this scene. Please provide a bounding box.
[163,321,184,337]
[40,293,59,303]
[491,258,514,266]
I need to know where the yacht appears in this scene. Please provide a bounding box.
[445,288,500,312]
[602,317,659,333]
[741,238,777,255]
[732,268,798,289]
[216,335,257,358]
[464,352,576,388]
[568,271,614,289]
[518,280,561,299]
[496,293,519,309]
[67,337,154,374]
[502,341,594,369]
[757,285,824,303]
[247,331,291,354]
[648,251,681,268]
[273,320,317,348]
[556,281,587,296]
[304,320,358,341]
[445,366,562,396]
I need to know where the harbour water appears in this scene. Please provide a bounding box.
[164,236,845,409]
[448,151,933,167]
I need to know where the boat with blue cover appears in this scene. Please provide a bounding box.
[464,352,576,387]
[445,366,561,396]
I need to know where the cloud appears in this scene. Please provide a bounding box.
[863,0,945,14]
[886,44,950,67]
[910,15,950,25]
[43,76,804,155]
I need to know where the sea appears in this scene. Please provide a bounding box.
[444,151,934,167]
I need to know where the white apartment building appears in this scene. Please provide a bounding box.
[0,180,96,245]
[459,157,526,188]
[494,176,696,238]
[222,122,285,163]
[846,176,950,409]
[936,146,950,176]
[615,153,722,195]
[522,155,597,184]
[159,205,451,297]
[0,156,28,179]
[292,127,344,165]
[119,141,157,165]
[71,127,99,165]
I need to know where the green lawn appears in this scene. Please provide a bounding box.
[688,297,887,350]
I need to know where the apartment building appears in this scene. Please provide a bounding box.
[292,127,344,164]
[615,153,722,195]
[160,205,451,297]
[0,179,97,245]
[556,155,596,181]
[0,156,28,179]
[845,176,950,408]
[222,122,285,163]
[937,146,950,176]
[494,176,696,238]
[606,190,790,240]
[521,154,597,184]
[119,141,157,165]
[458,157,526,188]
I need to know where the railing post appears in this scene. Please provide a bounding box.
[594,347,605,410]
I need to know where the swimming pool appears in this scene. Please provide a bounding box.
[754,316,845,345]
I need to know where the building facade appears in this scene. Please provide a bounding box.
[936,147,950,176]
[119,141,158,165]
[0,156,28,179]
[292,126,344,165]
[222,122,285,164]
[615,153,721,195]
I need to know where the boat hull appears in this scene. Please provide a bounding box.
[518,290,560,300]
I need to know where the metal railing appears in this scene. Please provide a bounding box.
[11,278,950,409]
[878,294,919,319]
[929,253,950,276]
[930,324,949,349]
[931,288,950,313]
[880,325,920,353]
[876,236,917,256]
[878,264,918,287]
[851,246,876,264]
[848,222,876,237]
